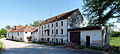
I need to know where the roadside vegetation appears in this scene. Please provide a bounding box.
[110,31,120,54]
[0,42,3,50]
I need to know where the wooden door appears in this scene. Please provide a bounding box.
[86,36,90,47]
[70,32,80,45]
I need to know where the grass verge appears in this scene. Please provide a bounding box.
[110,37,120,54]
[0,42,3,50]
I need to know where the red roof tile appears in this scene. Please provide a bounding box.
[8,26,36,32]
[39,9,79,26]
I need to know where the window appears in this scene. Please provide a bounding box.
[61,29,63,34]
[56,38,58,43]
[52,23,53,27]
[42,26,43,29]
[56,29,58,34]
[18,32,19,36]
[44,25,46,28]
[42,31,43,35]
[61,21,63,26]
[25,32,27,33]
[61,39,63,44]
[56,22,58,27]
[48,24,49,28]
[39,26,40,29]
[52,30,53,34]
[44,31,46,35]
[52,38,53,42]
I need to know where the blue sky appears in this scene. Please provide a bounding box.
[0,0,119,31]
[0,0,84,29]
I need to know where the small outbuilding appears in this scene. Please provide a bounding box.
[68,26,110,49]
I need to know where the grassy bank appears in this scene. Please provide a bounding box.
[0,42,3,50]
[0,37,4,39]
[110,37,120,54]
[110,37,120,48]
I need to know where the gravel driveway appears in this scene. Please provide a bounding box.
[0,38,104,54]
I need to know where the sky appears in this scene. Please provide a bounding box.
[0,0,84,29]
[0,0,119,31]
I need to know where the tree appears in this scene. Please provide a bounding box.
[5,25,11,30]
[25,24,28,26]
[83,0,120,26]
[18,25,22,26]
[29,23,33,26]
[0,28,7,36]
[33,20,43,27]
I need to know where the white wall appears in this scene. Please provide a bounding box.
[81,30,103,48]
[7,32,32,42]
[37,19,68,43]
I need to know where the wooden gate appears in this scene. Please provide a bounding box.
[70,32,80,45]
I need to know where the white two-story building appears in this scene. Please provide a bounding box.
[7,26,36,42]
[31,9,110,49]
[32,9,86,44]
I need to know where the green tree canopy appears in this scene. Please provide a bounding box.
[0,28,7,36]
[83,0,120,26]
[25,24,28,26]
[33,20,43,27]
[5,25,11,30]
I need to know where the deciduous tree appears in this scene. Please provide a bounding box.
[83,0,120,26]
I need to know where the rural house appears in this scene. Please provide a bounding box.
[31,9,110,48]
[7,26,36,42]
[32,9,86,43]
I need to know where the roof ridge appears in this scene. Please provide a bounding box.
[39,8,79,26]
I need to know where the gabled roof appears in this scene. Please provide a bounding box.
[8,26,36,33]
[39,9,79,26]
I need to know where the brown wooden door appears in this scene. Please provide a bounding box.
[70,32,80,45]
[86,36,90,47]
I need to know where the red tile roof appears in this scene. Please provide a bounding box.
[8,26,36,33]
[39,9,79,26]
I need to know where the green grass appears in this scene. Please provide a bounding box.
[110,37,120,47]
[110,37,120,54]
[0,42,3,50]
[0,37,4,39]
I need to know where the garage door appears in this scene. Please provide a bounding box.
[70,32,80,45]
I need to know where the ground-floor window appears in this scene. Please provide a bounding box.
[61,39,63,44]
[47,38,49,42]
[52,38,53,42]
[56,38,58,43]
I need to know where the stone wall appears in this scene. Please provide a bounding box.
[68,10,85,29]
